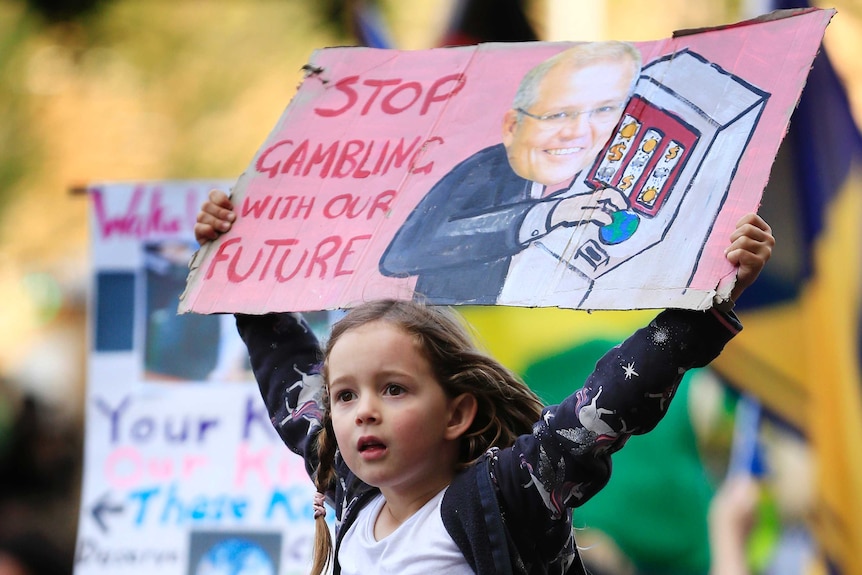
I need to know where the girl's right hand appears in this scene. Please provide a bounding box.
[195,189,236,245]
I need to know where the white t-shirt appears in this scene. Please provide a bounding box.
[338,488,473,574]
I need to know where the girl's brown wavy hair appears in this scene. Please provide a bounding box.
[309,299,544,574]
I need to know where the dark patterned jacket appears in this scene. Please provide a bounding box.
[236,307,741,574]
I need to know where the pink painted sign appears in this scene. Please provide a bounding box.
[180,8,833,313]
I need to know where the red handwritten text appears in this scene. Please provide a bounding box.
[255,136,432,180]
[239,190,395,221]
[315,73,465,117]
[321,190,396,219]
[241,195,316,220]
[205,235,372,283]
[92,185,187,240]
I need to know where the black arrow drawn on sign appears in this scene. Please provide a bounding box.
[91,492,124,534]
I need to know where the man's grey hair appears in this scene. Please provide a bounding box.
[511,41,642,114]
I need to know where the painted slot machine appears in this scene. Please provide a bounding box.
[567,49,770,305]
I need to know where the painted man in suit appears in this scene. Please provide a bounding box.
[379,41,640,304]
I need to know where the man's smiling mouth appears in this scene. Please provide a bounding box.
[546,147,584,156]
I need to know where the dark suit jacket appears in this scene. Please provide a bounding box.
[379,143,551,304]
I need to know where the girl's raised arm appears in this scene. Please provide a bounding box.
[236,312,326,475]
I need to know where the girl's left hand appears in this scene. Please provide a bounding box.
[726,213,774,302]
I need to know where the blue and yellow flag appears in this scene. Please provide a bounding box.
[711,2,862,571]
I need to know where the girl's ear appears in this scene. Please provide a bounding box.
[445,393,478,440]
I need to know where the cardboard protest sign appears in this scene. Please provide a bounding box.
[77,182,336,575]
[180,8,834,314]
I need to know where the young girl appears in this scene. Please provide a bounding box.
[196,190,774,574]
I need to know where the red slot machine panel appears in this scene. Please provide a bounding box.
[586,95,700,218]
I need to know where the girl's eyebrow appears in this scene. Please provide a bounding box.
[326,376,353,389]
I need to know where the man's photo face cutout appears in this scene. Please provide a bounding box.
[503,54,635,187]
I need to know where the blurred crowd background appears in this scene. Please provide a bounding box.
[0,0,860,574]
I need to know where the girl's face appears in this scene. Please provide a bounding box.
[327,320,475,501]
